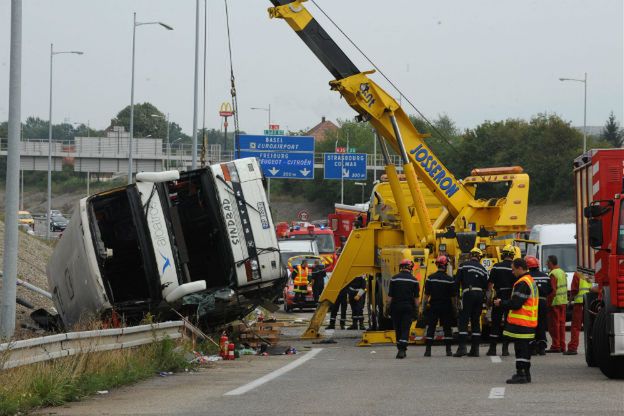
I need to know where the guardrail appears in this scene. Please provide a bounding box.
[0,321,184,370]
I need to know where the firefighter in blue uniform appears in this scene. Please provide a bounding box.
[387,259,420,359]
[526,255,552,355]
[486,245,517,356]
[347,275,367,330]
[423,255,456,357]
[454,247,489,357]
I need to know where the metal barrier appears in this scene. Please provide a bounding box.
[0,321,184,370]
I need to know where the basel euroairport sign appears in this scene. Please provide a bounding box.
[236,135,315,179]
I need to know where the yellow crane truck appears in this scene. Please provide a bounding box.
[266,0,530,343]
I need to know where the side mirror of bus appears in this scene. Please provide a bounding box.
[588,218,603,248]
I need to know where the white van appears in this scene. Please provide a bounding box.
[526,223,576,290]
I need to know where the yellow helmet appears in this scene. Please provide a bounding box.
[470,247,483,258]
[502,245,515,257]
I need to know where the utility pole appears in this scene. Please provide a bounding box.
[191,0,200,169]
[2,0,22,338]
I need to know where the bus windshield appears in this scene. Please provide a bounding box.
[542,244,576,273]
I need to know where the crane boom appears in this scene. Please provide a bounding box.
[268,0,473,217]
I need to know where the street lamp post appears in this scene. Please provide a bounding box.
[129,13,173,184]
[151,113,170,170]
[354,182,366,204]
[250,105,271,129]
[559,72,588,152]
[170,138,183,169]
[47,44,83,240]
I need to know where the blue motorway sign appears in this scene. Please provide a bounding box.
[237,150,314,179]
[324,153,367,180]
[238,134,315,153]
[236,134,315,180]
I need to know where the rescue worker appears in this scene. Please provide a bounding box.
[291,260,310,304]
[347,275,367,330]
[326,286,348,330]
[454,247,488,357]
[310,261,327,303]
[387,259,420,359]
[526,255,552,356]
[546,255,568,353]
[486,245,516,357]
[494,258,538,384]
[565,271,592,355]
[423,255,455,357]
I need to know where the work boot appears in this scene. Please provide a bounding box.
[538,344,546,356]
[396,349,406,359]
[506,370,529,384]
[486,343,497,356]
[358,320,366,330]
[346,323,358,330]
[424,341,432,357]
[502,342,510,357]
[468,342,480,357]
[326,321,335,330]
[525,368,532,383]
[446,344,453,357]
[453,344,467,357]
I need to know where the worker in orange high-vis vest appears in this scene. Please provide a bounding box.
[494,258,538,384]
[546,255,568,353]
[565,272,593,355]
[291,260,310,303]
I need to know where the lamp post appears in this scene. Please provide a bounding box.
[129,13,173,184]
[559,72,588,152]
[47,44,83,240]
[250,105,271,129]
[151,113,170,170]
[354,182,366,204]
[170,137,184,169]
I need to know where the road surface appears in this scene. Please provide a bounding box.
[37,326,623,416]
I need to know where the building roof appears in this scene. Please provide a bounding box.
[307,117,339,142]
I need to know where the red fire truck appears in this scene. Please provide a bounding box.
[328,203,368,252]
[574,148,624,379]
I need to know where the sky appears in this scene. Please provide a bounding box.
[0,0,622,137]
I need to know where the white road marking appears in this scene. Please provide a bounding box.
[488,387,505,399]
[490,356,502,363]
[224,348,324,396]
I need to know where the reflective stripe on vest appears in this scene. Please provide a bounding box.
[507,274,538,329]
[550,268,568,306]
[574,277,592,304]
[294,265,309,286]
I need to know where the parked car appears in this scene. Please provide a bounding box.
[49,214,69,231]
[18,210,34,229]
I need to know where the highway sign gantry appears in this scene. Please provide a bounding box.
[323,153,367,180]
[236,134,315,180]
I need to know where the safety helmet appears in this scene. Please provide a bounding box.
[502,244,515,257]
[399,259,414,271]
[435,255,448,267]
[470,247,483,258]
[525,255,539,269]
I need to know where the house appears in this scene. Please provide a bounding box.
[307,117,339,143]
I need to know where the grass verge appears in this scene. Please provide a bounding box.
[0,338,190,415]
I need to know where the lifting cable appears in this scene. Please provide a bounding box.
[224,0,241,155]
[309,0,460,155]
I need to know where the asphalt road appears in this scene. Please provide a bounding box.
[37,326,623,416]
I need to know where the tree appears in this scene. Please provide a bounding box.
[601,112,623,147]
[112,102,172,139]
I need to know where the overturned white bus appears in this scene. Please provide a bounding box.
[47,158,285,328]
